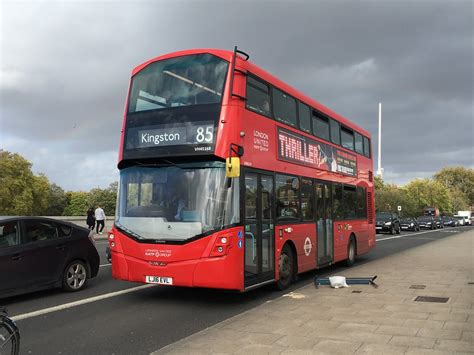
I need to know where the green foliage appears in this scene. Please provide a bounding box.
[47,183,68,216]
[375,183,418,217]
[374,175,384,190]
[63,191,89,216]
[87,183,117,217]
[449,187,470,212]
[404,179,452,214]
[0,150,43,215]
[433,166,474,206]
[32,173,50,215]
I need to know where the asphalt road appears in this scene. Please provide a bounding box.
[3,226,473,354]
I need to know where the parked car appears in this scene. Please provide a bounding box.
[454,215,465,226]
[417,216,436,230]
[0,216,100,298]
[400,217,420,232]
[457,211,472,225]
[442,216,456,227]
[462,216,471,226]
[376,212,401,234]
[434,217,444,229]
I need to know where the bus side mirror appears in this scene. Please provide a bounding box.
[226,157,240,178]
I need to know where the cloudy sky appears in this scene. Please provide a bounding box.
[1,0,472,191]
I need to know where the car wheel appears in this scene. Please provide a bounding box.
[346,236,356,267]
[62,260,88,292]
[276,244,294,290]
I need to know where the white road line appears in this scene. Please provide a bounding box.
[99,263,111,268]
[11,284,155,322]
[376,228,457,242]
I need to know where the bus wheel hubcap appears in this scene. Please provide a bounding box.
[280,253,291,279]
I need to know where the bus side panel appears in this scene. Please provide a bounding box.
[350,220,369,254]
[333,221,350,262]
[333,220,371,261]
[275,223,316,276]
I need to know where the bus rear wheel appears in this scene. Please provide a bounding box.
[276,244,294,290]
[345,237,356,267]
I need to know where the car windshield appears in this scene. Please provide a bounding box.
[116,162,239,241]
[376,212,392,221]
[418,216,432,222]
[401,218,412,223]
[128,54,228,113]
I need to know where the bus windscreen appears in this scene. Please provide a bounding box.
[128,54,228,113]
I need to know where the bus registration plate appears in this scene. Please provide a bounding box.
[145,276,173,285]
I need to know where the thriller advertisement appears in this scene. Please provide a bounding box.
[277,127,357,177]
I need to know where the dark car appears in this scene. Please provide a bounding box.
[417,216,436,230]
[0,216,100,298]
[434,217,444,229]
[376,212,401,234]
[442,216,456,227]
[400,217,420,232]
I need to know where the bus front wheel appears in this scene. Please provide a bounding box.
[276,244,294,290]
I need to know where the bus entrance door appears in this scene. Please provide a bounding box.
[315,182,333,266]
[243,172,275,289]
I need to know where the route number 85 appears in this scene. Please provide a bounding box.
[196,126,213,143]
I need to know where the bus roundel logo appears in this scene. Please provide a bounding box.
[304,237,312,256]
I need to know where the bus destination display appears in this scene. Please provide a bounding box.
[277,128,357,176]
[125,122,215,150]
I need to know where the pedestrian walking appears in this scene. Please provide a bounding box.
[86,207,95,231]
[95,205,106,235]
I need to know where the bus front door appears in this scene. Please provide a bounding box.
[243,172,275,289]
[315,182,333,266]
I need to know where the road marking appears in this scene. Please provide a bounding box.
[376,228,458,242]
[99,263,111,268]
[11,284,155,322]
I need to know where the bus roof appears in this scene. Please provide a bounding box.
[132,48,371,139]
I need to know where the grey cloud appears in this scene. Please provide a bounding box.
[1,0,472,190]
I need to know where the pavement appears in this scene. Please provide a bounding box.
[154,229,474,354]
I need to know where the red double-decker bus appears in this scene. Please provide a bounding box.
[109,47,375,291]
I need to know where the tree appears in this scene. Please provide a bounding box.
[47,183,68,216]
[87,182,118,216]
[0,150,50,215]
[404,179,452,214]
[63,191,89,216]
[375,183,418,217]
[32,173,50,215]
[374,175,384,191]
[433,167,474,207]
[449,187,470,212]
